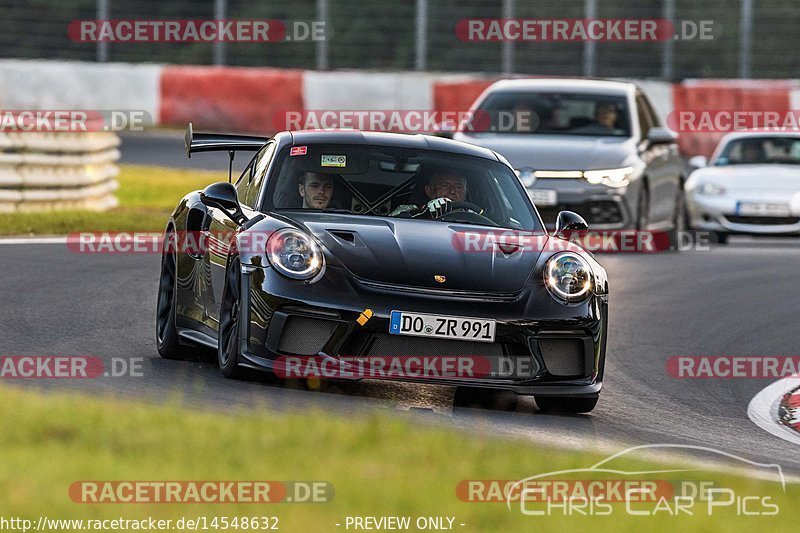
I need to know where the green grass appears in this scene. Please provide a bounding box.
[0,384,796,532]
[0,165,222,236]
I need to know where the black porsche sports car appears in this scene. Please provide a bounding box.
[156,125,608,413]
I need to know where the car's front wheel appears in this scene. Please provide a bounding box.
[535,395,598,414]
[635,184,649,231]
[218,255,246,379]
[156,232,193,360]
[667,186,686,251]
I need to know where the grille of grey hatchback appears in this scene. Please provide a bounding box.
[538,338,587,377]
[277,316,338,355]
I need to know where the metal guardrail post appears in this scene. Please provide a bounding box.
[97,0,109,62]
[214,0,227,66]
[662,0,675,80]
[415,0,428,71]
[501,0,515,74]
[316,0,329,70]
[739,0,753,78]
[583,0,597,77]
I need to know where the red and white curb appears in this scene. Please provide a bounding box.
[748,376,800,445]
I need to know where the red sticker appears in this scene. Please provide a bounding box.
[290,146,307,156]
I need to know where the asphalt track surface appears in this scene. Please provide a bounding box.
[2,131,799,477]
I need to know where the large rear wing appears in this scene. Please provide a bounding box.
[184,122,269,181]
[184,122,268,158]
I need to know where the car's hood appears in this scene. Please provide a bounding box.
[453,133,635,170]
[689,165,800,192]
[279,212,544,292]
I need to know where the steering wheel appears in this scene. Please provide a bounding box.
[442,201,483,215]
[435,201,498,226]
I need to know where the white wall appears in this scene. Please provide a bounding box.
[0,60,162,125]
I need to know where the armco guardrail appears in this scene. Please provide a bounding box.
[0,132,120,213]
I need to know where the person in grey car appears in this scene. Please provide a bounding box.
[452,78,685,248]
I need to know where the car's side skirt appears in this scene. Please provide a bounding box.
[178,329,217,350]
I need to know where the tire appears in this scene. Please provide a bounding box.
[535,395,598,414]
[635,183,649,231]
[156,231,194,360]
[218,255,247,379]
[666,186,686,252]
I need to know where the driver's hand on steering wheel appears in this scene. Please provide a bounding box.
[425,197,453,218]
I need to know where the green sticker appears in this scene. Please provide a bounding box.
[321,155,346,167]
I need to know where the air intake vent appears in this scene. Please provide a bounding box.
[277,316,338,355]
[328,230,356,244]
[537,338,589,377]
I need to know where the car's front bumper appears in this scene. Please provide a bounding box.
[526,179,636,230]
[237,265,608,397]
[687,193,800,235]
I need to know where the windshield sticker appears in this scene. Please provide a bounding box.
[321,155,346,167]
[290,146,307,156]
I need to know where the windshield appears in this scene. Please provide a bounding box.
[714,136,800,166]
[475,91,631,137]
[264,143,542,231]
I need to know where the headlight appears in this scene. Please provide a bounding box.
[696,182,726,195]
[583,167,633,188]
[544,253,593,302]
[266,228,324,280]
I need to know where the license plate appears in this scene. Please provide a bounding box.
[389,311,496,343]
[736,202,791,217]
[528,189,557,206]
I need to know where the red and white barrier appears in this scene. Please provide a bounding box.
[160,66,304,133]
[672,79,800,157]
[1,60,799,158]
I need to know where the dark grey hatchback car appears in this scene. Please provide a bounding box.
[453,79,685,243]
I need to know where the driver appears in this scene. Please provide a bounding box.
[573,102,624,135]
[298,172,334,209]
[390,170,470,218]
[739,140,767,164]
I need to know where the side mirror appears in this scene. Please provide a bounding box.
[554,210,589,238]
[200,182,247,225]
[647,126,677,146]
[688,155,708,169]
